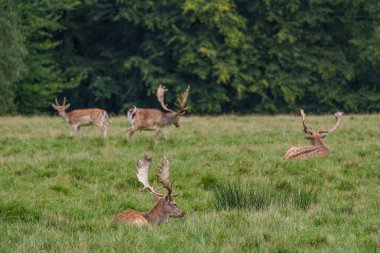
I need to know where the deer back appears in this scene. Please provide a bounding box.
[283,137,330,160]
[112,209,149,226]
[66,108,107,125]
[128,108,179,128]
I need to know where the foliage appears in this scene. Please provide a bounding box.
[1,0,380,114]
[0,0,26,114]
[14,0,81,114]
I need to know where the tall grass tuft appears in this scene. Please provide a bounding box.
[213,182,317,211]
[292,186,318,210]
[199,173,218,190]
[213,182,270,210]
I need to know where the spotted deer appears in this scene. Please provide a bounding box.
[283,109,343,160]
[51,98,109,137]
[126,85,190,139]
[112,155,185,226]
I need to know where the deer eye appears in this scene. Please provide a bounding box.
[172,203,177,207]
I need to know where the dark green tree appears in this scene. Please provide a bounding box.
[0,0,26,114]
[14,0,81,114]
[4,0,379,114]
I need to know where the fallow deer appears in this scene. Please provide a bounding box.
[112,155,185,226]
[51,98,109,137]
[126,85,190,139]
[283,109,343,160]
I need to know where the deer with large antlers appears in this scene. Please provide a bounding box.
[51,98,109,137]
[283,109,343,160]
[112,155,185,226]
[126,85,190,139]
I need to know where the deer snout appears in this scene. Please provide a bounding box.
[170,209,185,218]
[174,122,180,128]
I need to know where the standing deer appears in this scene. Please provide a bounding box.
[51,97,109,137]
[126,85,190,139]
[112,155,185,226]
[283,109,343,160]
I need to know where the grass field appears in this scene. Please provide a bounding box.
[0,114,379,252]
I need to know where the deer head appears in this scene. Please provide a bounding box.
[300,109,343,144]
[51,97,71,118]
[283,109,343,160]
[136,155,185,222]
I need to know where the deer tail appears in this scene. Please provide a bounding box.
[128,106,137,125]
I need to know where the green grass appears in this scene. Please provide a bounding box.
[212,182,316,211]
[0,114,379,252]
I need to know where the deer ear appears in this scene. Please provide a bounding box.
[51,104,58,110]
[304,136,314,140]
[150,192,163,201]
[64,104,71,110]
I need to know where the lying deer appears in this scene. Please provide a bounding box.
[126,85,190,139]
[283,109,343,160]
[112,155,185,226]
[51,98,109,137]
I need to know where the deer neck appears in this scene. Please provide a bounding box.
[144,200,170,226]
[162,112,179,125]
[60,111,71,123]
[309,136,325,147]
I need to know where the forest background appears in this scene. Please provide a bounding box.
[1,0,379,115]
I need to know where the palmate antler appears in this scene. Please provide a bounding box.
[156,85,190,114]
[157,157,178,197]
[175,86,190,114]
[136,155,176,197]
[300,109,343,136]
[300,109,314,134]
[318,112,343,136]
[157,85,175,113]
[135,155,163,196]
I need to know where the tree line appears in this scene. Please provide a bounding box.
[1,0,379,115]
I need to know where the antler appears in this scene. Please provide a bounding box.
[136,155,165,197]
[300,109,314,134]
[54,97,67,106]
[157,157,173,196]
[175,85,190,114]
[319,111,343,135]
[156,85,175,113]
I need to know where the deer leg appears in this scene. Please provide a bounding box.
[126,125,140,139]
[77,126,82,137]
[99,122,107,138]
[153,127,163,144]
[154,127,162,137]
[70,124,78,137]
[102,123,108,137]
[94,121,107,138]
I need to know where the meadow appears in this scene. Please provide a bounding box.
[0,114,379,252]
